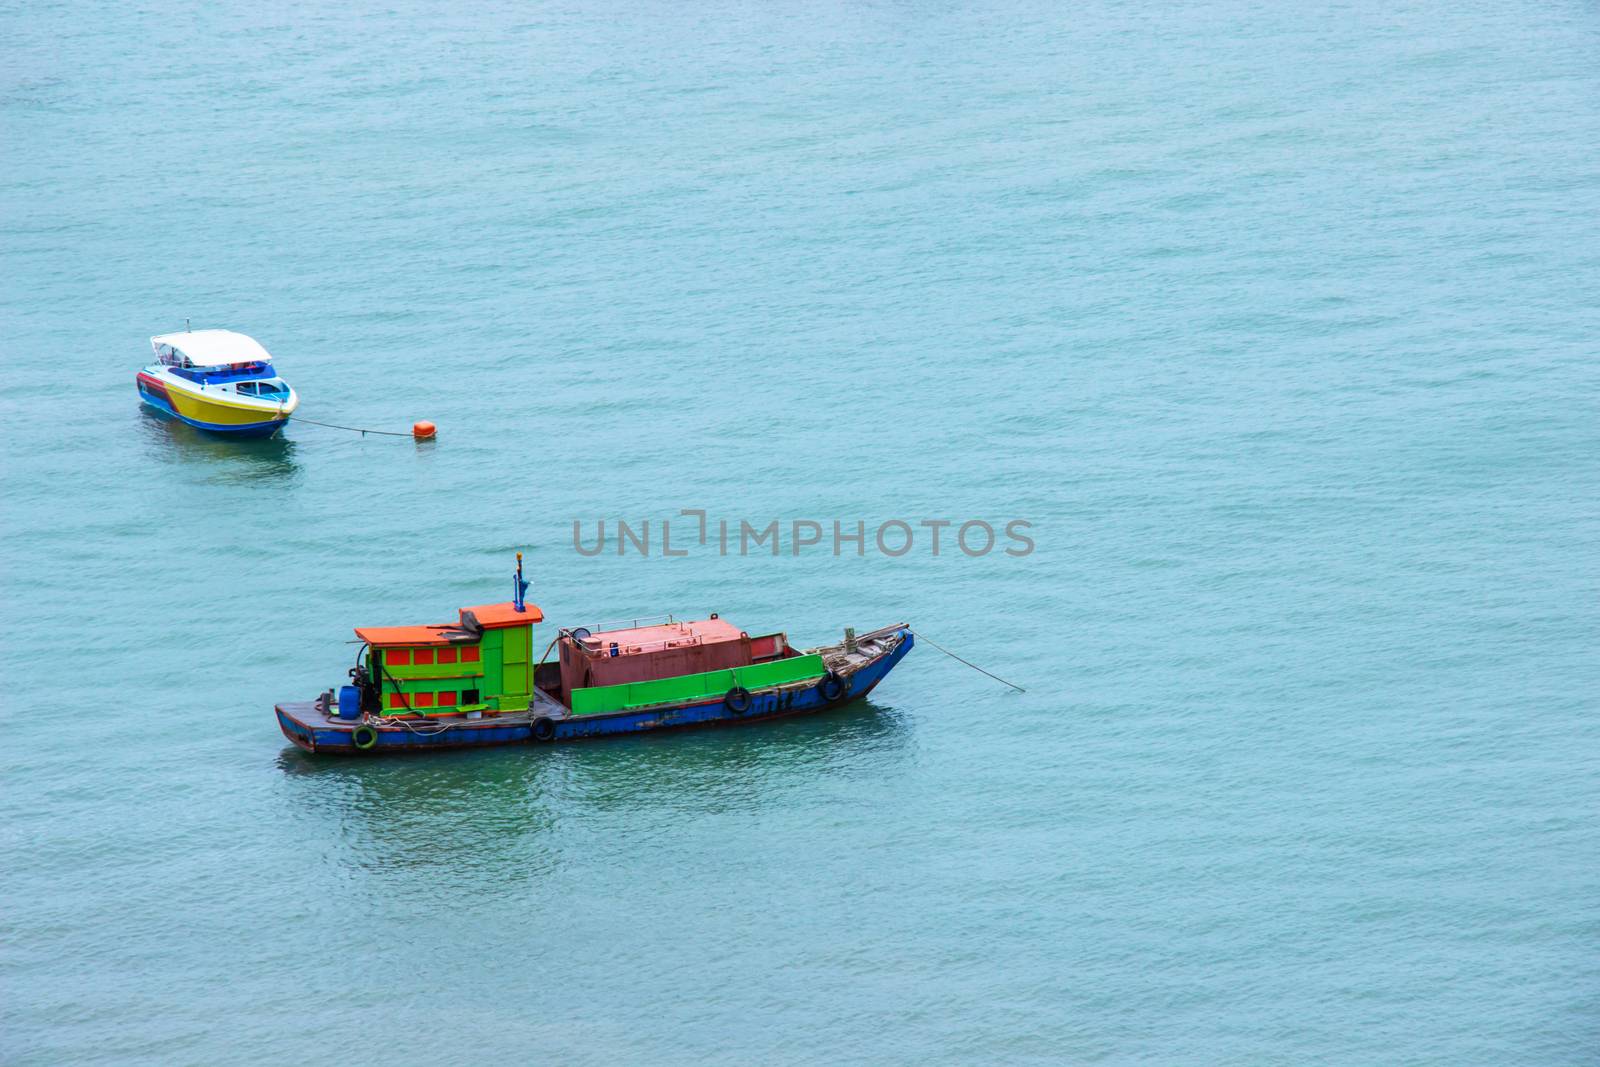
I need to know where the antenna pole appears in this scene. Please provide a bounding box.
[513,552,529,612]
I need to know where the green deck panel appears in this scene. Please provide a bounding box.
[569,654,828,716]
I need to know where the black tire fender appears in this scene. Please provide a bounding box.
[817,672,848,702]
[724,686,752,715]
[531,717,557,742]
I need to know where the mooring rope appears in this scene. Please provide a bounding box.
[292,416,417,438]
[910,629,1026,693]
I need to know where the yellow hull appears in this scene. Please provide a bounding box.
[165,383,297,430]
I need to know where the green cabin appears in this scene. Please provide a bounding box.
[356,601,543,716]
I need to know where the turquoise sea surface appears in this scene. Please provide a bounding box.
[3,1,1599,1062]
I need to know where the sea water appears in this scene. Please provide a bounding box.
[2,1,1598,1062]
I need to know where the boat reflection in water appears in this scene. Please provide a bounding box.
[274,698,911,875]
[138,405,301,483]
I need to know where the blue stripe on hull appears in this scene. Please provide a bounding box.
[138,386,178,417]
[181,417,287,438]
[280,631,914,754]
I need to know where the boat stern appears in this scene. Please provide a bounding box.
[276,702,328,752]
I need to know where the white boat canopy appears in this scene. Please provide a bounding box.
[149,329,273,368]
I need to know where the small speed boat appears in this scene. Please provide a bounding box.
[275,557,914,754]
[137,328,298,437]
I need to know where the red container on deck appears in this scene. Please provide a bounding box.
[560,617,750,693]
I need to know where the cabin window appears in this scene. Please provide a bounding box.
[234,380,289,400]
[436,691,457,706]
[387,649,410,666]
[462,688,480,705]
[414,692,434,707]
[414,648,435,665]
[438,647,458,665]
[388,693,405,709]
[461,646,481,663]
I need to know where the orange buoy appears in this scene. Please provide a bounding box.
[412,420,436,440]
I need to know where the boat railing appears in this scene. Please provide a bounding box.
[571,612,677,634]
[582,634,708,656]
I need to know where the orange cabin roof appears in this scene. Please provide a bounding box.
[355,601,543,648]
[354,624,462,648]
[460,601,545,628]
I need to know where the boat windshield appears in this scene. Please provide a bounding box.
[238,380,291,401]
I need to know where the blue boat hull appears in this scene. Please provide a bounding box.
[278,629,913,754]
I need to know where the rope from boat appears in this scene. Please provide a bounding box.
[367,705,538,734]
[368,706,547,735]
[292,416,416,437]
[910,629,1026,693]
[369,714,469,736]
[535,633,561,669]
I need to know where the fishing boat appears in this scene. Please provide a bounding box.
[137,328,298,437]
[275,557,913,754]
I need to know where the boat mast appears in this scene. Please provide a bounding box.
[513,552,530,613]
